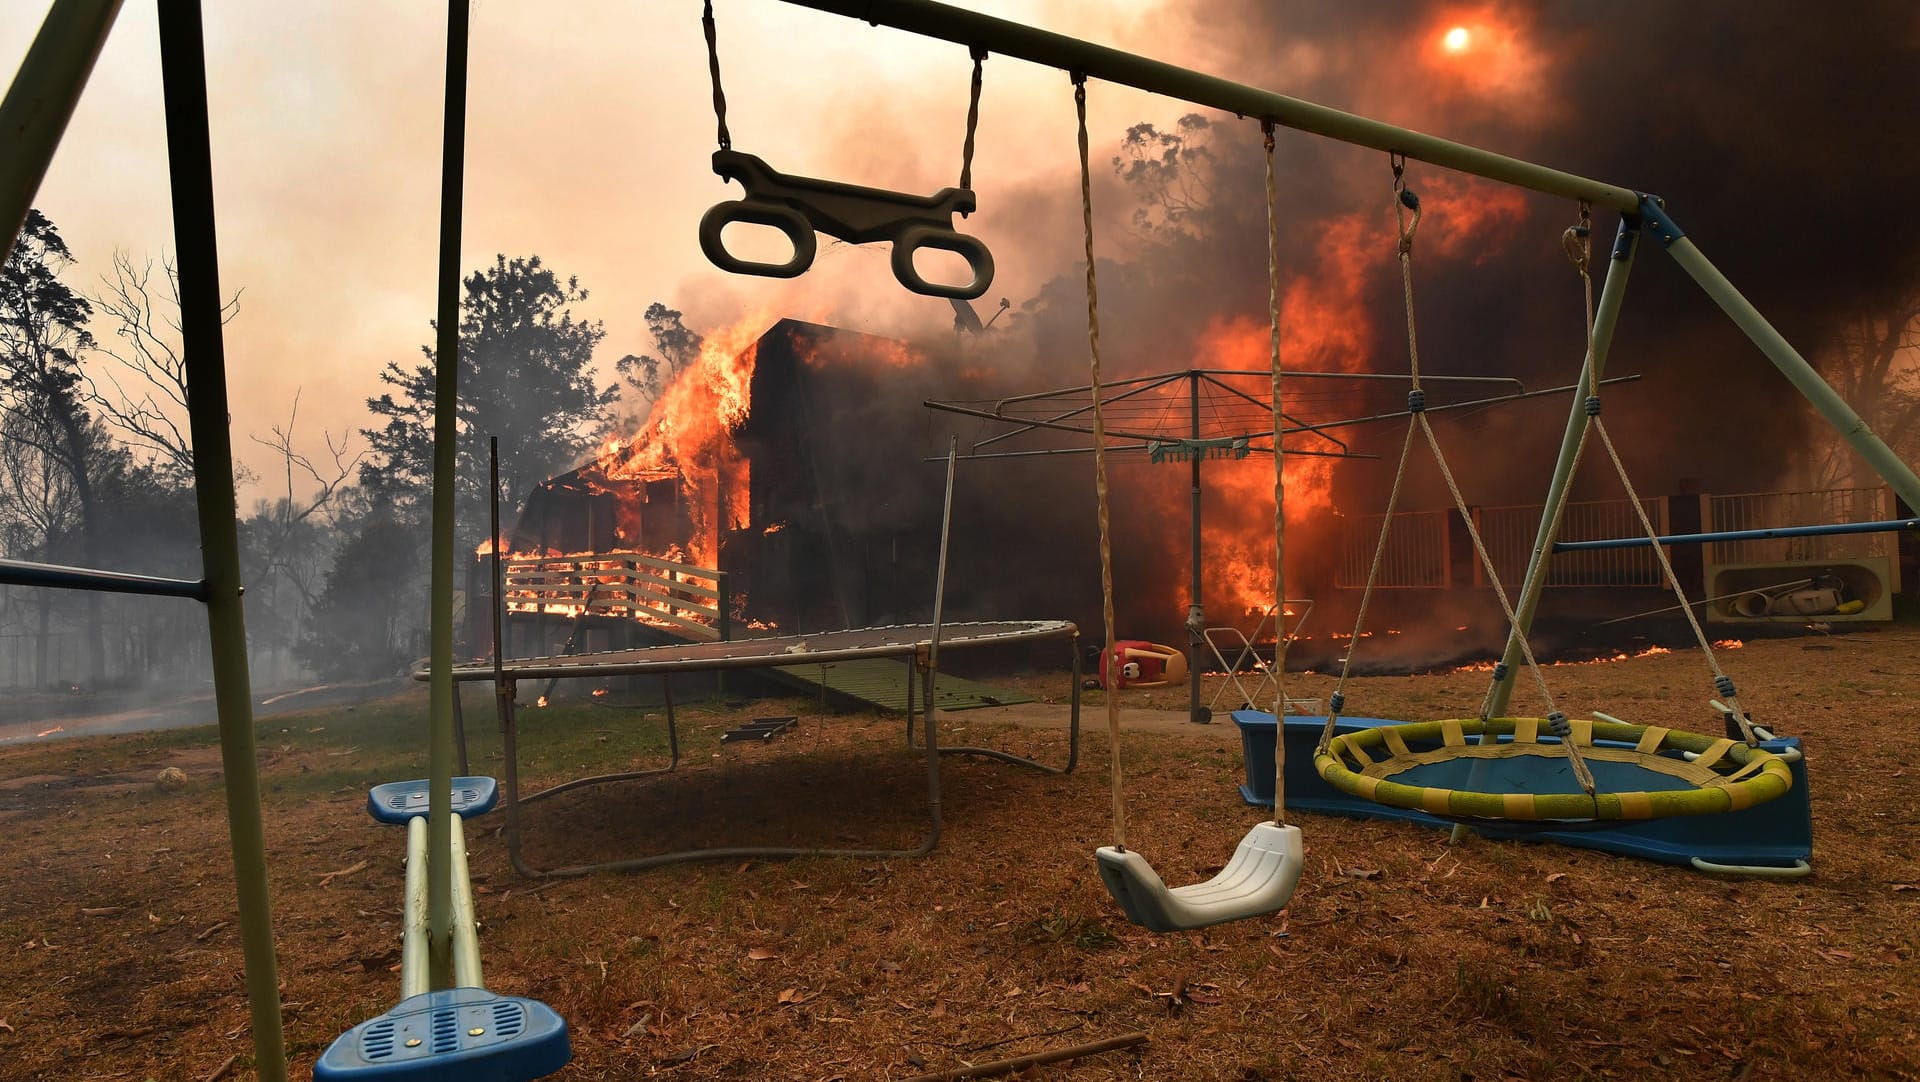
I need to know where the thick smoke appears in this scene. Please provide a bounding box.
[656,3,1920,662]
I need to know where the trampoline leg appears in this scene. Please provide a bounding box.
[904,653,916,746]
[498,678,539,879]
[921,656,943,855]
[451,685,470,777]
[522,676,683,804]
[1065,633,1082,775]
[917,633,1081,775]
[663,674,680,765]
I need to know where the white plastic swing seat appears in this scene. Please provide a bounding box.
[1096,822,1304,932]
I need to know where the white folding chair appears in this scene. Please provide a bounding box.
[1205,600,1319,715]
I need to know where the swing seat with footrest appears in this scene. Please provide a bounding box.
[1096,822,1304,933]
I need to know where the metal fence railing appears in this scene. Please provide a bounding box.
[1476,498,1670,589]
[1707,486,1894,564]
[1336,509,1450,589]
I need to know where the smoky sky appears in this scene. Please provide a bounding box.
[557,3,1919,655]
[968,1,1920,491]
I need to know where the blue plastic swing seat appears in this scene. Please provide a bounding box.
[367,776,499,825]
[313,987,570,1081]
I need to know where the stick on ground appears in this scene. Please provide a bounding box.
[900,1032,1147,1082]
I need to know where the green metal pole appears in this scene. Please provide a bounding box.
[0,0,121,264]
[773,0,1639,212]
[1485,219,1640,719]
[1642,201,1920,512]
[426,0,470,991]
[155,2,286,1078]
[1188,371,1203,724]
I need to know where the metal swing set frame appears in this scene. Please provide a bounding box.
[6,0,1918,1069]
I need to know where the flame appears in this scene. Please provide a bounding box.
[584,311,776,565]
[591,688,608,698]
[1450,644,1690,675]
[535,696,549,708]
[1713,639,1745,650]
[791,331,925,371]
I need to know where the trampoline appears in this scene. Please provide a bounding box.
[423,620,1082,876]
[1314,716,1793,825]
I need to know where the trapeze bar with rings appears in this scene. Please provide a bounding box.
[1553,518,1920,552]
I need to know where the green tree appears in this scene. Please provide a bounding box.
[360,254,617,541]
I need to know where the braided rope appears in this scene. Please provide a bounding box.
[1075,75,1126,850]
[1315,420,1418,755]
[1263,120,1287,823]
[1413,410,1594,792]
[1327,157,1597,794]
[959,48,986,192]
[700,0,731,151]
[1475,415,1596,721]
[1316,158,1433,756]
[1560,208,1759,744]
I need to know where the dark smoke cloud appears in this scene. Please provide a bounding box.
[663,4,1919,659]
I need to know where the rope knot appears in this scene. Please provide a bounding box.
[1406,389,1427,413]
[1714,674,1737,698]
[1584,395,1601,417]
[1329,691,1345,714]
[1547,711,1572,738]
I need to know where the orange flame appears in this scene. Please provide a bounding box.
[585,311,776,565]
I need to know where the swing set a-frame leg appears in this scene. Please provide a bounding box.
[1484,217,1641,721]
[1487,199,1920,726]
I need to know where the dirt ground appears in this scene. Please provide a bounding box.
[0,623,1917,1080]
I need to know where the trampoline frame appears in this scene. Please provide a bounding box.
[424,620,1081,877]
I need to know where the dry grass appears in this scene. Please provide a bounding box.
[1,625,1917,1080]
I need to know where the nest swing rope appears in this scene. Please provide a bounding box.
[1311,166,1793,825]
[1083,76,1302,933]
[1314,155,1598,796]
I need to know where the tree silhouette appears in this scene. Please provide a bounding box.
[614,302,704,412]
[0,209,110,682]
[360,254,617,541]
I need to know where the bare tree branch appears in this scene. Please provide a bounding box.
[85,249,241,482]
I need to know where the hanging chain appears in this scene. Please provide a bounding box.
[701,0,731,151]
[959,47,987,192]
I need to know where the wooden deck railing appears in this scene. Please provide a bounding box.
[502,552,731,642]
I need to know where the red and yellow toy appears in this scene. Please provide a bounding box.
[1099,640,1189,689]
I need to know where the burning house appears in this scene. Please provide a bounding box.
[479,310,1913,673]
[488,319,959,650]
